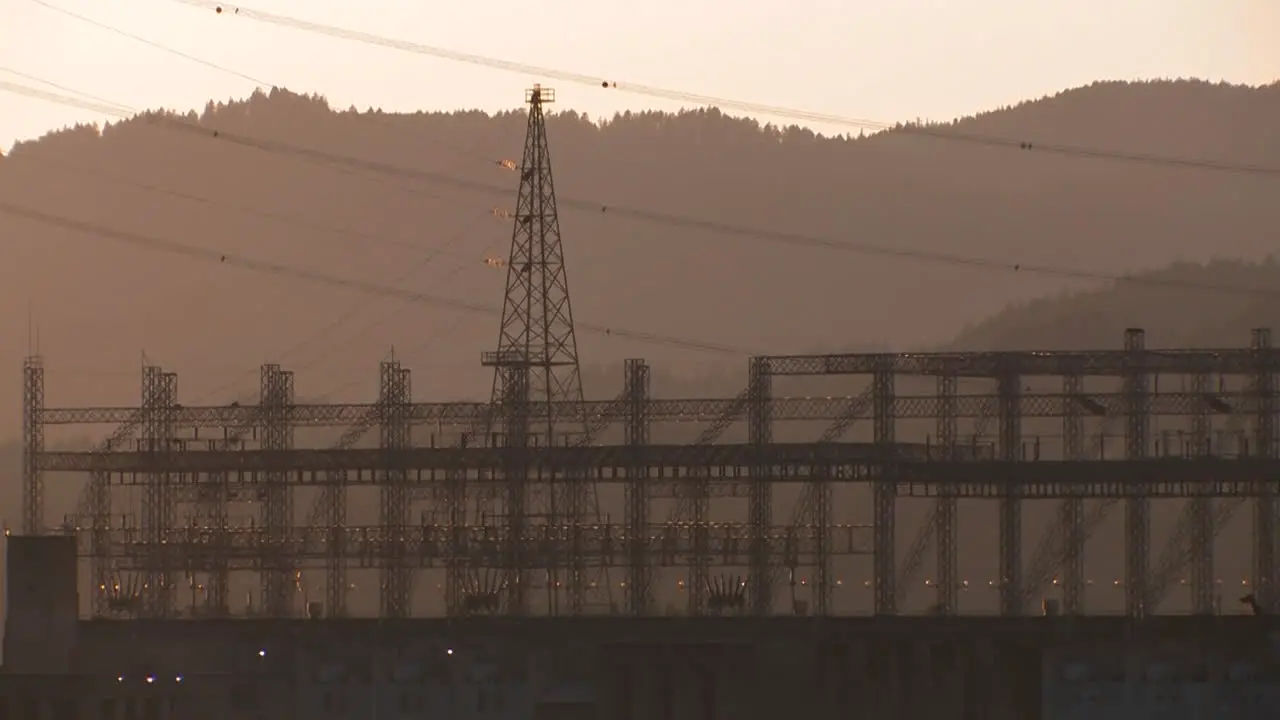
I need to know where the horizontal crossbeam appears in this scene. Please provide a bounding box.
[37,445,1280,498]
[38,391,1259,427]
[762,348,1280,377]
[67,522,875,569]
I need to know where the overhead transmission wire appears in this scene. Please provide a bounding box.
[167,0,1280,179]
[6,78,1280,327]
[5,4,525,398]
[25,0,506,169]
[0,75,516,401]
[0,198,756,356]
[196,211,500,404]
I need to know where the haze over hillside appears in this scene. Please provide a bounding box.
[0,78,1277,441]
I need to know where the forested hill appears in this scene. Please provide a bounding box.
[946,258,1280,351]
[0,79,1276,438]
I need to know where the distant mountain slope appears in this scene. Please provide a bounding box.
[946,258,1280,350]
[0,79,1276,438]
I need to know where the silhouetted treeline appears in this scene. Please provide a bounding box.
[0,78,1276,438]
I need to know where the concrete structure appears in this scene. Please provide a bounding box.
[5,536,1280,718]
[0,672,266,720]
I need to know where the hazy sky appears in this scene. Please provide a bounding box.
[1,0,1277,150]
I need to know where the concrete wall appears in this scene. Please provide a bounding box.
[0,672,259,720]
[1042,634,1280,720]
[2,535,77,673]
[5,615,1279,719]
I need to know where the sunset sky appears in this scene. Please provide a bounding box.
[2,0,1277,150]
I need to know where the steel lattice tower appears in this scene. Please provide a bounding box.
[483,84,594,615]
[21,356,45,535]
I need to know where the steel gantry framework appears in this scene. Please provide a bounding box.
[19,327,1280,619]
[15,88,1280,621]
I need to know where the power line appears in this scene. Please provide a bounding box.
[5,77,1280,304]
[167,0,1280,179]
[1,27,522,382]
[4,149,497,258]
[189,211,497,403]
[29,0,268,86]
[0,66,133,113]
[0,198,756,356]
[26,0,513,169]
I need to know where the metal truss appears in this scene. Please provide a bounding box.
[38,390,1272,428]
[66,521,873,569]
[22,356,44,535]
[763,347,1280,377]
[25,327,1280,619]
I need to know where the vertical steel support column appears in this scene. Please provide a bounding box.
[1251,328,1277,610]
[89,469,111,617]
[141,366,177,618]
[260,364,295,618]
[1062,368,1085,615]
[379,362,413,618]
[21,356,44,535]
[624,359,652,616]
[501,365,530,616]
[325,461,349,619]
[140,365,160,617]
[997,366,1022,616]
[1123,328,1150,617]
[208,430,231,617]
[444,429,468,618]
[1190,368,1214,615]
[690,410,713,618]
[872,356,896,615]
[935,366,958,615]
[748,358,777,615]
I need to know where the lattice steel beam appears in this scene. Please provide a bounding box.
[1251,328,1278,611]
[1189,369,1214,615]
[22,356,44,535]
[748,357,777,615]
[66,522,875,569]
[260,364,295,618]
[1061,368,1085,614]
[1123,329,1151,617]
[873,358,896,615]
[935,367,958,615]
[624,359,652,616]
[141,365,178,618]
[379,361,413,619]
[998,366,1022,616]
[39,390,1262,427]
[763,348,1280,378]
